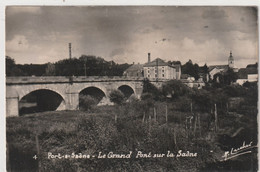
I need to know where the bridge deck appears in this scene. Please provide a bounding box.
[6,76,169,85]
[6,76,203,85]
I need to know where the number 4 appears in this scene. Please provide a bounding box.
[33,155,38,160]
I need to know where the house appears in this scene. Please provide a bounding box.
[143,53,177,80]
[236,63,258,85]
[209,65,229,80]
[209,51,238,80]
[123,63,143,77]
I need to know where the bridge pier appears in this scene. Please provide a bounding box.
[6,89,19,117]
[66,92,79,110]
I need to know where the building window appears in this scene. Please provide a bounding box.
[148,75,150,78]
[162,70,164,73]
[162,74,164,77]
[155,74,157,77]
[148,70,150,73]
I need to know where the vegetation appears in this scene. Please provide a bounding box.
[181,60,200,80]
[5,56,130,76]
[109,90,125,123]
[6,77,258,171]
[79,95,98,111]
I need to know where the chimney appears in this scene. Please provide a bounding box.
[148,53,151,63]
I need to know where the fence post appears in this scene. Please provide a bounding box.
[154,107,157,122]
[198,114,201,137]
[191,102,193,113]
[35,135,41,172]
[214,104,218,132]
[142,112,146,123]
[194,114,197,136]
[165,104,168,124]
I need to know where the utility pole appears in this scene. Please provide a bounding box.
[69,43,71,59]
[84,59,87,77]
[156,58,159,82]
[84,63,86,77]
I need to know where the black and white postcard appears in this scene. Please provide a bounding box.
[4,4,259,172]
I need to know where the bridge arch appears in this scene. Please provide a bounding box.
[79,86,107,107]
[18,85,66,101]
[118,85,135,99]
[19,88,66,115]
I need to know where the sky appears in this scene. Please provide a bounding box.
[5,6,259,68]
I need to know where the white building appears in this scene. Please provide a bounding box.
[236,63,258,85]
[143,53,177,79]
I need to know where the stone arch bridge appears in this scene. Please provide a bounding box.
[6,76,164,117]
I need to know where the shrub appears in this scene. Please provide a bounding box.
[79,95,98,111]
[109,90,125,105]
[170,96,192,112]
[223,85,246,97]
[162,80,191,100]
[142,78,162,101]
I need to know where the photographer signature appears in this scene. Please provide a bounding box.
[221,141,257,161]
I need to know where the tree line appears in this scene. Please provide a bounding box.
[6,55,131,77]
[6,55,209,78]
[6,55,237,86]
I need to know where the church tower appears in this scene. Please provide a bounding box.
[228,51,234,68]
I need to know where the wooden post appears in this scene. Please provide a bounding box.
[35,135,41,172]
[198,114,201,137]
[194,114,197,136]
[185,118,188,130]
[165,104,168,124]
[115,114,117,123]
[154,107,157,122]
[149,112,151,134]
[174,129,177,148]
[142,112,146,123]
[214,104,218,132]
[226,102,229,113]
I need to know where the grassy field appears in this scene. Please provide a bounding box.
[6,99,258,172]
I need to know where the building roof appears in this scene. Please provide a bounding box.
[237,67,258,79]
[124,64,143,72]
[208,65,229,72]
[143,58,174,68]
[246,63,258,68]
[237,68,248,79]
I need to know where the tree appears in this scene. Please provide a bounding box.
[223,68,237,85]
[142,79,162,101]
[109,90,125,105]
[109,90,125,123]
[140,92,155,122]
[212,68,237,86]
[5,56,24,76]
[45,63,56,76]
[162,80,191,100]
[6,56,16,76]
[181,60,200,80]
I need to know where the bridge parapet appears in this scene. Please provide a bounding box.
[6,76,146,84]
[6,76,171,84]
